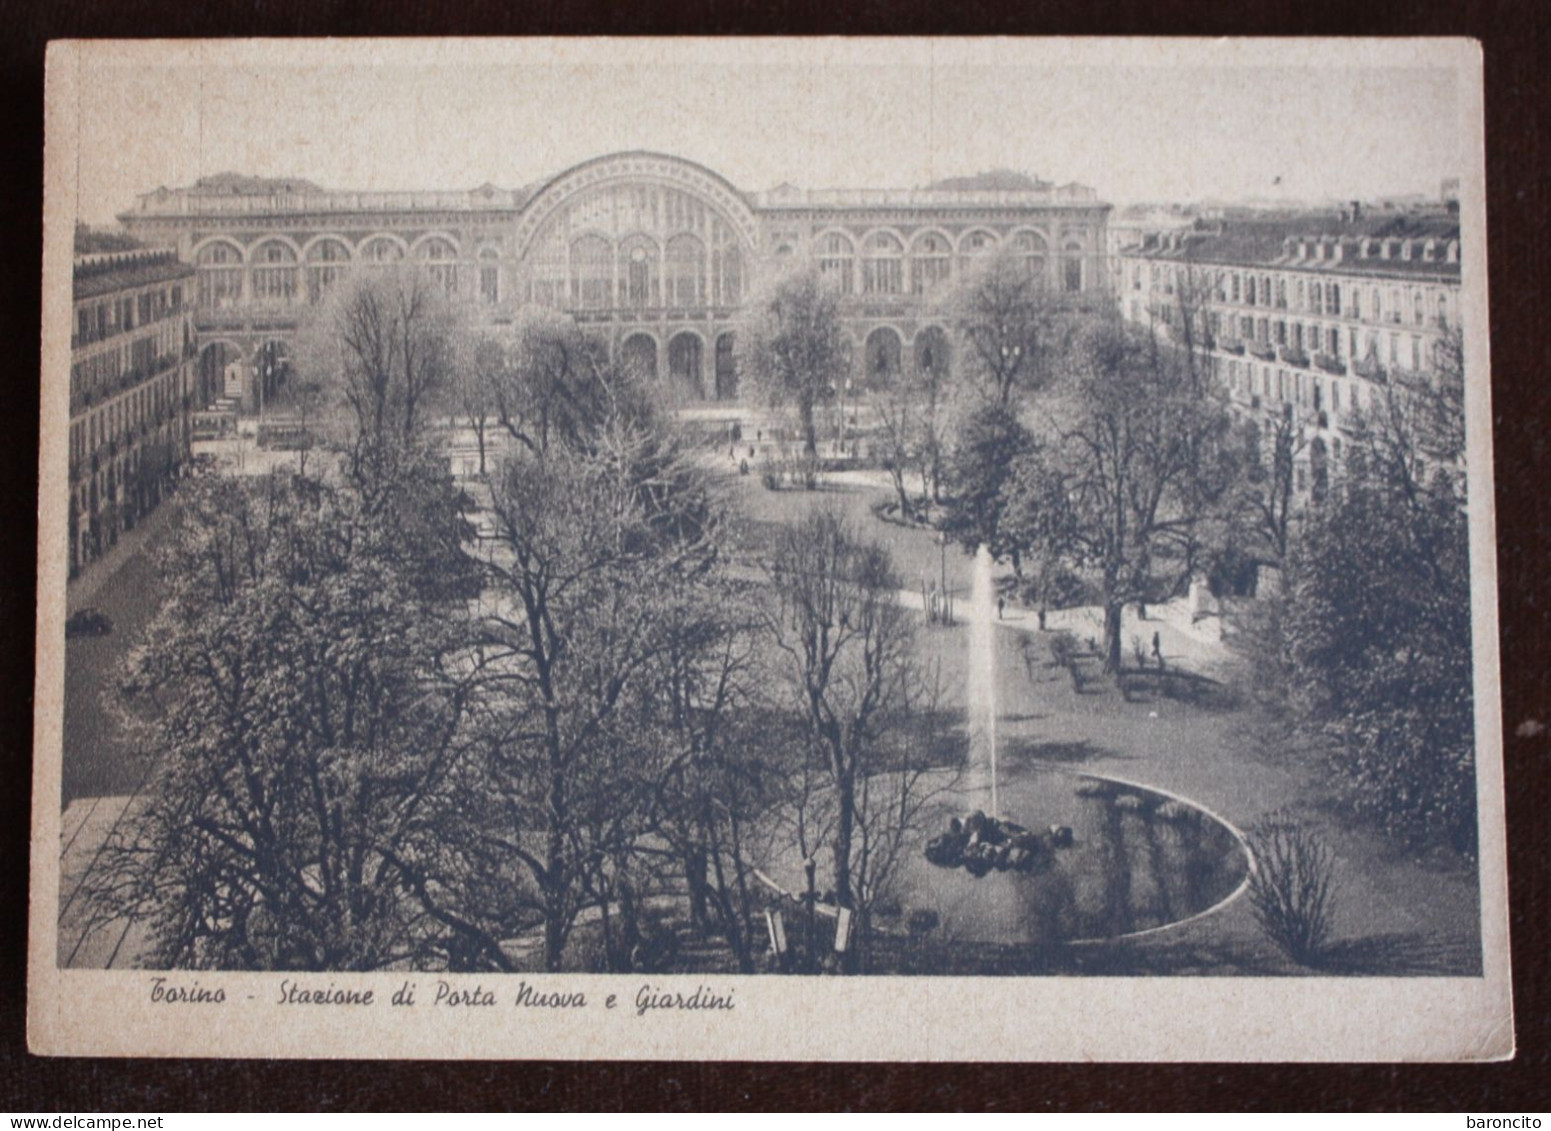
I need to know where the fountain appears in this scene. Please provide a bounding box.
[760,542,1253,963]
[966,544,1000,816]
[902,543,1252,949]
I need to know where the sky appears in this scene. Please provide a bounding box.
[60,40,1472,227]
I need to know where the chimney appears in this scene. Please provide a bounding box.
[1350,200,1362,222]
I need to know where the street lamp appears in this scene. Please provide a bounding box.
[938,529,948,612]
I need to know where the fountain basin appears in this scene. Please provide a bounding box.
[892,766,1251,946]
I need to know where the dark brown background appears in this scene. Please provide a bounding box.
[1,4,1546,1112]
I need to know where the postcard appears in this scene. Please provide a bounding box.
[30,37,1511,1060]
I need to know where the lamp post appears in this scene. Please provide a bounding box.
[803,856,817,972]
[938,529,948,619]
[999,341,1022,403]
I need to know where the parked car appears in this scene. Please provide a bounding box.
[65,607,113,637]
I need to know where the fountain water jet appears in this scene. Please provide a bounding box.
[967,544,999,816]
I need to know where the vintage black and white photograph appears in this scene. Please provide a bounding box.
[30,39,1510,1060]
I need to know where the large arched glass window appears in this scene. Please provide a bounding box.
[305,238,351,303]
[714,244,743,306]
[959,229,998,273]
[910,232,951,294]
[618,235,660,308]
[666,233,707,306]
[196,242,244,310]
[360,236,404,264]
[1012,230,1048,287]
[570,235,613,309]
[417,237,459,296]
[710,220,743,306]
[861,231,904,295]
[250,241,298,305]
[527,234,567,308]
[817,232,855,295]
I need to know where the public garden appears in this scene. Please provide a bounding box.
[58,254,1482,978]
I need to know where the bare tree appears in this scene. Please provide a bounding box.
[294,264,456,486]
[1241,411,1309,569]
[948,249,1063,411]
[470,406,716,971]
[488,307,629,457]
[449,328,503,477]
[873,382,923,519]
[762,508,938,970]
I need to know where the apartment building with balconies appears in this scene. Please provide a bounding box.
[69,249,201,577]
[1117,205,1462,495]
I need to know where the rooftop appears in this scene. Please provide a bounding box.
[1126,211,1461,278]
[74,249,195,301]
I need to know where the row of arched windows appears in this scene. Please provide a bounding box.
[194,236,499,309]
[814,228,1086,296]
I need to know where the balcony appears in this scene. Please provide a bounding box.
[1218,337,1246,355]
[1279,345,1310,368]
[1352,355,1387,381]
[1248,340,1277,362]
[1313,353,1346,376]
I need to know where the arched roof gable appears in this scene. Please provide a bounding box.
[516,152,761,258]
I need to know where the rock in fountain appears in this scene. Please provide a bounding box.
[923,810,1075,877]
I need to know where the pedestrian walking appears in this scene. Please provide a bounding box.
[1151,631,1163,669]
[997,595,1005,620]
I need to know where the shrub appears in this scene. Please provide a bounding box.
[1245,816,1338,967]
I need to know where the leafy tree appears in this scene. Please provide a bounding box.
[1278,374,1475,852]
[86,472,482,970]
[1043,317,1237,672]
[941,402,1035,572]
[736,268,849,456]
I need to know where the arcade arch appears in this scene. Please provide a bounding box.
[621,331,659,382]
[714,332,738,401]
[667,331,705,399]
[913,325,952,384]
[863,326,904,391]
[910,231,953,294]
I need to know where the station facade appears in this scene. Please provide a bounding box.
[118,152,1111,405]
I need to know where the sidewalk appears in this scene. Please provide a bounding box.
[65,494,181,617]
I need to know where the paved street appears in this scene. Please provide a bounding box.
[62,498,178,804]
